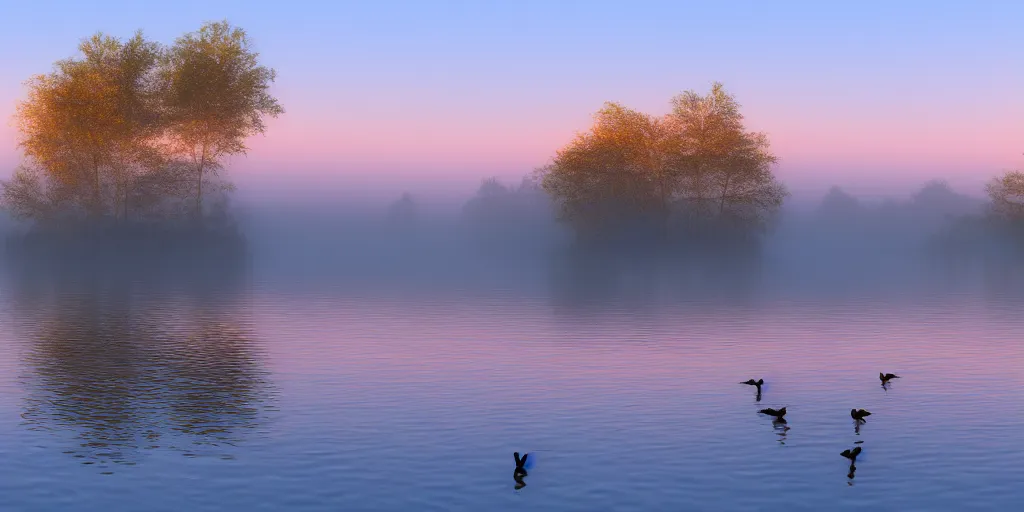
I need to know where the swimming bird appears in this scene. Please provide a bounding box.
[759,407,786,419]
[513,452,530,476]
[879,372,900,384]
[840,446,862,461]
[742,379,764,401]
[850,409,872,420]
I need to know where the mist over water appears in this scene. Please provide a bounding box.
[216,178,1014,299]
[2,179,1024,511]
[2,2,1022,507]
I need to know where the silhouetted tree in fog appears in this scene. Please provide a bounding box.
[815,187,864,222]
[910,180,980,220]
[386,192,418,229]
[463,176,551,225]
[461,176,560,251]
[917,174,1022,263]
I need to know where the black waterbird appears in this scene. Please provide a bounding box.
[879,372,900,384]
[741,379,764,401]
[850,409,872,420]
[513,452,530,475]
[758,407,786,419]
[512,452,531,489]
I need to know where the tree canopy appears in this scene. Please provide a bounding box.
[539,83,786,245]
[161,21,284,216]
[986,170,1024,221]
[2,21,282,227]
[9,31,164,221]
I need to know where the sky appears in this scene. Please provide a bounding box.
[0,0,1021,202]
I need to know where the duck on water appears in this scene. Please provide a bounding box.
[879,372,900,384]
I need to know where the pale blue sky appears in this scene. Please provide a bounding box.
[1,0,1021,200]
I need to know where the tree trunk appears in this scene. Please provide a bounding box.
[93,154,102,219]
[197,164,203,217]
[718,173,731,215]
[658,173,670,242]
[196,144,207,221]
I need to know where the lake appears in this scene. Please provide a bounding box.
[1,245,1023,511]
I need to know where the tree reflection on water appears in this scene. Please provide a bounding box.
[7,252,274,471]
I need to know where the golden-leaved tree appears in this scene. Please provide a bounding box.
[986,170,1024,221]
[2,21,282,226]
[7,32,164,221]
[540,83,786,243]
[160,21,284,217]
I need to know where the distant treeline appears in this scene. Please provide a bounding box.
[393,83,1024,254]
[386,84,787,251]
[4,21,1022,261]
[0,21,282,229]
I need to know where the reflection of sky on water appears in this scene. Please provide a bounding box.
[0,242,1023,509]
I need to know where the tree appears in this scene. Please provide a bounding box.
[10,31,163,220]
[2,22,283,229]
[816,187,863,219]
[160,21,284,218]
[1,165,59,222]
[476,177,512,198]
[666,83,785,229]
[387,192,417,228]
[986,170,1024,220]
[105,32,165,220]
[461,176,560,252]
[910,180,981,219]
[463,176,548,227]
[540,83,786,243]
[540,102,671,240]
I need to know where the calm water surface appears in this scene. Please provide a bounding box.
[1,261,1023,511]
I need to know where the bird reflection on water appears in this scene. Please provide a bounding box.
[854,418,866,435]
[841,446,862,485]
[513,470,528,490]
[772,418,790,444]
